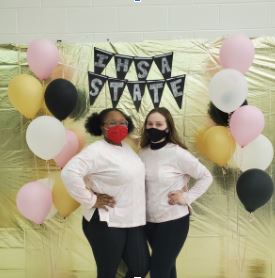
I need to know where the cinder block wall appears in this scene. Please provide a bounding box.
[0,0,274,43]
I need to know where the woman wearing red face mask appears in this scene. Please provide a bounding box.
[61,108,149,278]
[139,107,213,278]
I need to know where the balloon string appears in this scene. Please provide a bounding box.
[236,168,245,277]
[249,212,255,222]
[239,213,251,274]
[240,234,248,274]
[38,223,54,278]
[48,226,56,278]
[42,79,49,116]
[33,155,39,180]
[236,180,249,277]
[221,163,232,276]
[45,159,51,178]
[237,197,242,278]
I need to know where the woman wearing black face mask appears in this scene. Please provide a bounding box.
[61,108,149,278]
[139,107,213,278]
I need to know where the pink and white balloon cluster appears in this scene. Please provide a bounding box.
[12,39,81,224]
[209,34,273,171]
[17,126,81,224]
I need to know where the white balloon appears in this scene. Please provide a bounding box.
[26,116,66,160]
[209,69,248,113]
[233,134,274,171]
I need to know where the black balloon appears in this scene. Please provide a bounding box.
[208,100,248,126]
[236,169,274,213]
[45,78,78,120]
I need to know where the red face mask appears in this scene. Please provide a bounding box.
[106,125,128,144]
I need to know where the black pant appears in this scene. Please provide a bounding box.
[145,214,190,278]
[82,209,150,278]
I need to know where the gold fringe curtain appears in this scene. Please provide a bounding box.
[0,38,275,278]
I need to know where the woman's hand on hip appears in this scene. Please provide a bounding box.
[93,193,116,211]
[168,190,188,206]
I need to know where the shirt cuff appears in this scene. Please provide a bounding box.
[82,193,97,210]
[184,192,193,214]
[183,192,191,205]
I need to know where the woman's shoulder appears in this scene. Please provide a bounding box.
[80,139,104,154]
[166,142,184,151]
[166,143,192,156]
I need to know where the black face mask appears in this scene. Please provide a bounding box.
[146,128,168,143]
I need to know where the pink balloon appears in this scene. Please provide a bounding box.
[229,105,265,147]
[27,39,59,80]
[16,181,52,224]
[54,130,80,168]
[219,34,255,74]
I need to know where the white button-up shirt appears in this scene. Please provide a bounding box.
[61,139,146,228]
[139,143,213,223]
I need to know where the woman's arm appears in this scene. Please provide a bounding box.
[169,149,213,206]
[61,148,98,210]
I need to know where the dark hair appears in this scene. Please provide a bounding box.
[85,108,134,136]
[208,100,248,126]
[208,102,229,126]
[140,107,187,149]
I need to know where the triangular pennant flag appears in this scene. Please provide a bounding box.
[94,48,114,74]
[153,52,173,79]
[114,54,133,80]
[108,78,127,108]
[147,80,166,108]
[88,72,108,105]
[166,75,186,109]
[134,57,153,81]
[127,81,146,112]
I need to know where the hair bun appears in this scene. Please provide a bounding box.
[85,112,102,136]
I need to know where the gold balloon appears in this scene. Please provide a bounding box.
[52,172,80,218]
[195,128,209,155]
[8,74,43,119]
[202,126,236,166]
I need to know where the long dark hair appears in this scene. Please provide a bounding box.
[85,108,134,136]
[140,107,187,149]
